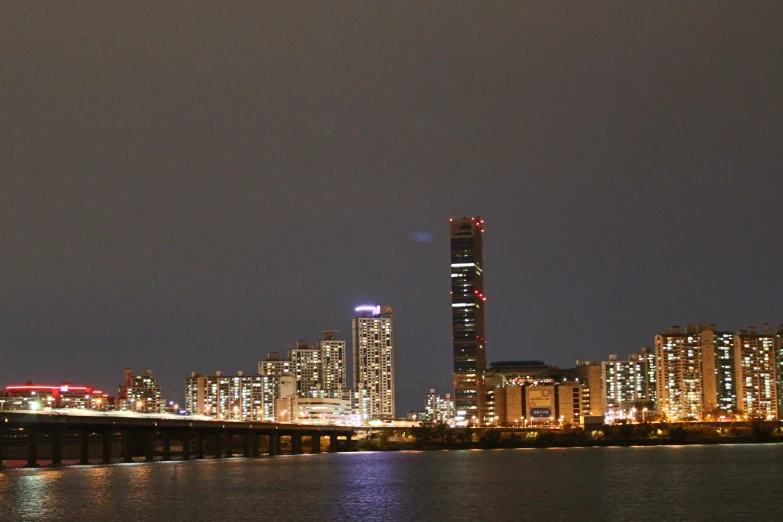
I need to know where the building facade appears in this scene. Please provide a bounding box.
[117,368,163,413]
[494,382,583,426]
[422,389,455,424]
[602,348,655,421]
[710,330,738,414]
[352,305,395,420]
[290,341,323,398]
[318,330,347,399]
[185,371,268,421]
[2,383,110,411]
[655,324,715,420]
[734,326,778,419]
[574,361,605,416]
[450,216,487,424]
[655,323,781,421]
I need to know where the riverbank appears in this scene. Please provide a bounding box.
[357,421,783,451]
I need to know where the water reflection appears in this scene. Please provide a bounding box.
[1,445,782,521]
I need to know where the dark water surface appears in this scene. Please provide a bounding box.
[1,444,781,521]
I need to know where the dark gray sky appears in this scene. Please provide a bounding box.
[1,2,781,414]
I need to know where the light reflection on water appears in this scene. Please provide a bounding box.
[1,445,782,522]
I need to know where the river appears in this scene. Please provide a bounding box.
[1,444,781,521]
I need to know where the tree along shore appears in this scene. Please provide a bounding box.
[357,421,783,452]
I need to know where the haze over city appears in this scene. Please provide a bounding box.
[1,2,781,413]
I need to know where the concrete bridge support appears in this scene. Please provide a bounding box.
[0,425,5,469]
[52,426,64,466]
[249,433,259,458]
[161,431,171,461]
[310,433,321,454]
[196,431,204,459]
[268,433,280,456]
[214,432,223,458]
[79,430,90,465]
[102,428,112,464]
[182,432,191,460]
[26,428,39,468]
[123,431,133,463]
[144,429,155,462]
[291,433,302,454]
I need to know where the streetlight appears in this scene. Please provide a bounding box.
[642,407,648,422]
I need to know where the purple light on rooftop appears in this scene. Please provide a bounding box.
[355,305,381,315]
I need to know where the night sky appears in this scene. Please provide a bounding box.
[2,3,781,414]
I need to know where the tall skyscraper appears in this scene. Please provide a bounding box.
[734,325,778,419]
[450,216,486,424]
[352,305,395,420]
[710,330,738,413]
[601,349,655,420]
[777,326,783,418]
[318,330,347,398]
[290,340,322,398]
[655,325,712,420]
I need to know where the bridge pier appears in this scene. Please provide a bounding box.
[0,424,5,469]
[123,431,133,463]
[102,428,112,464]
[249,432,259,458]
[291,433,302,454]
[196,431,204,459]
[243,432,251,457]
[144,429,155,462]
[161,431,171,461]
[311,433,321,454]
[268,433,280,456]
[26,428,39,467]
[214,432,224,458]
[329,434,339,453]
[79,430,90,465]
[52,426,64,466]
[182,432,191,460]
[345,434,354,452]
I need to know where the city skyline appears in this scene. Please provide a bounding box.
[1,3,781,414]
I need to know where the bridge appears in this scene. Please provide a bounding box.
[0,412,359,468]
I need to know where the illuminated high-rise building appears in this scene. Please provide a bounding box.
[117,368,163,413]
[290,340,322,398]
[654,322,766,420]
[352,305,395,420]
[777,326,783,418]
[318,330,347,398]
[710,331,738,413]
[655,324,716,421]
[450,216,486,424]
[185,370,268,421]
[601,348,655,420]
[734,325,778,419]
